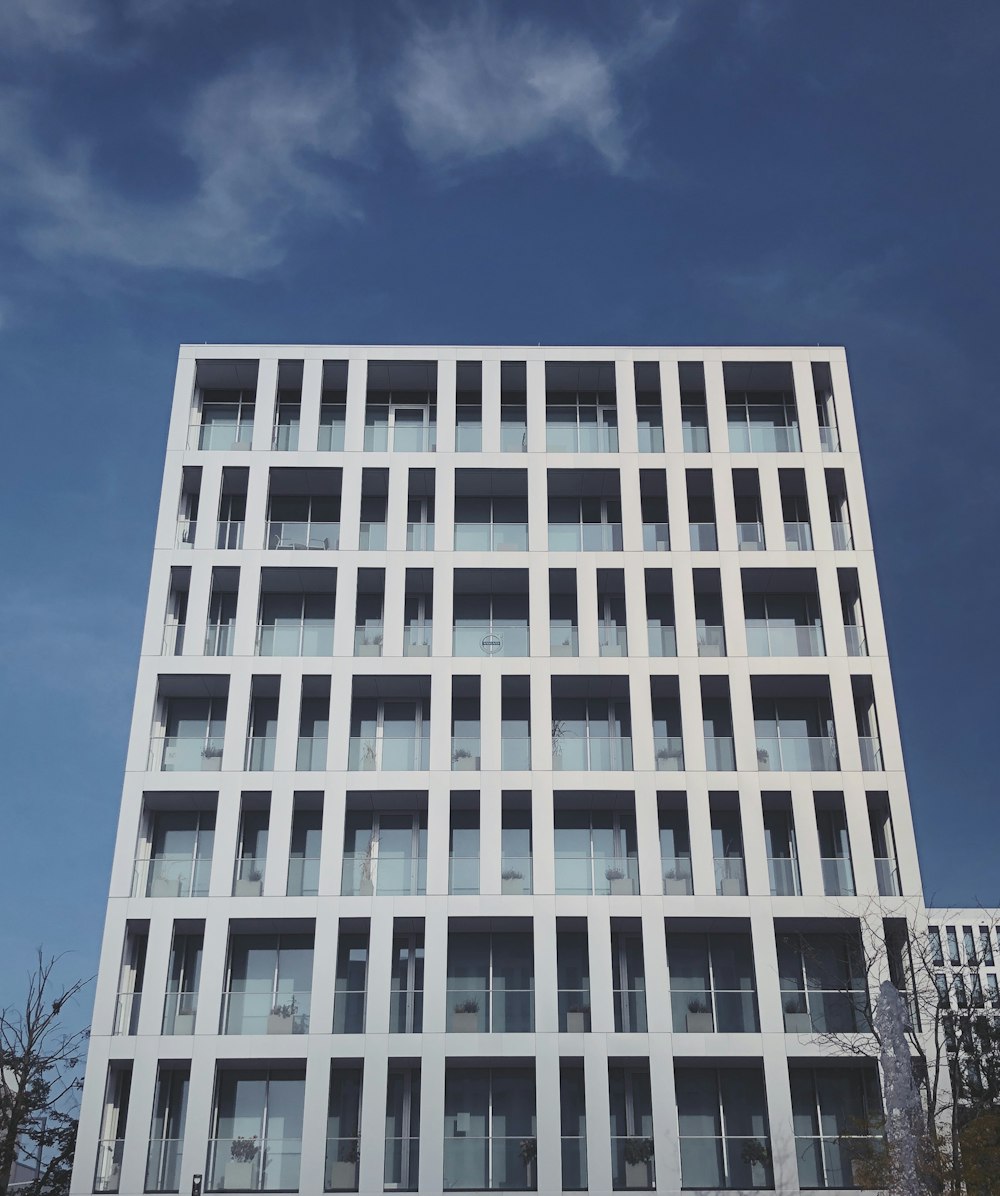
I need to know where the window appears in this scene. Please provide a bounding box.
[390,929,424,1033]
[326,1066,362,1191]
[333,930,369,1034]
[609,1067,655,1191]
[790,1067,883,1189]
[443,1068,537,1191]
[676,1068,772,1190]
[207,1069,305,1193]
[341,811,427,897]
[554,809,638,895]
[447,931,534,1032]
[667,933,759,1033]
[223,933,313,1035]
[385,1069,421,1190]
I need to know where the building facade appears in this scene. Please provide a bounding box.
[72,345,925,1195]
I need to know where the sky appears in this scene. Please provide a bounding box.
[1,0,998,1011]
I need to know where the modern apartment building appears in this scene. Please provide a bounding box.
[72,345,924,1196]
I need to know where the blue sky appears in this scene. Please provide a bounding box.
[1,0,998,1006]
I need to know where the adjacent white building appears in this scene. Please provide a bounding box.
[72,345,927,1195]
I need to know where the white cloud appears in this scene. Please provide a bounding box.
[393,6,656,172]
[0,54,368,276]
[0,0,98,52]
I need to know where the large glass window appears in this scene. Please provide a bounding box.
[447,932,534,1033]
[790,1067,883,1189]
[676,1068,772,1190]
[551,698,633,772]
[554,809,638,895]
[443,1069,537,1192]
[341,811,427,897]
[207,1070,304,1193]
[667,933,759,1033]
[223,934,313,1035]
[609,1067,655,1191]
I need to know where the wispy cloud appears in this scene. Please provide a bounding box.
[0,53,368,276]
[0,0,98,52]
[393,5,675,172]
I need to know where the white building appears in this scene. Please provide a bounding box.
[72,345,926,1195]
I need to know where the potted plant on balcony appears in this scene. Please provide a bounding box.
[327,1138,358,1190]
[235,865,263,897]
[623,1136,655,1188]
[202,742,223,771]
[501,867,525,895]
[566,1002,590,1033]
[268,995,298,1035]
[357,631,382,657]
[655,744,682,770]
[663,867,690,896]
[605,865,632,896]
[225,1136,259,1190]
[741,1139,772,1187]
[452,998,480,1032]
[783,996,811,1034]
[519,1138,537,1187]
[452,744,478,771]
[686,999,713,1033]
[552,634,574,657]
[756,747,770,769]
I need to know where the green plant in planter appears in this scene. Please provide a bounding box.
[271,996,299,1019]
[740,1139,772,1169]
[519,1138,537,1165]
[687,999,710,1014]
[567,1002,590,1014]
[337,1139,359,1164]
[454,999,480,1014]
[605,866,625,882]
[452,747,472,761]
[501,869,524,881]
[230,1136,259,1163]
[623,1137,655,1166]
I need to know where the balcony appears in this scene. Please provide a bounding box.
[875,857,901,897]
[690,522,718,550]
[662,856,694,895]
[384,1136,419,1190]
[162,624,184,655]
[653,736,684,771]
[727,421,801,453]
[451,736,481,770]
[205,622,234,655]
[112,991,140,1035]
[679,1136,772,1189]
[548,522,623,551]
[454,523,528,551]
[831,522,853,550]
[359,521,387,549]
[737,521,765,551]
[176,518,197,547]
[782,988,867,1034]
[190,420,253,451]
[714,857,747,896]
[705,736,736,770]
[784,521,814,551]
[150,735,224,771]
[265,520,338,550]
[324,1139,359,1191]
[501,856,533,895]
[453,623,529,657]
[746,624,824,657]
[287,856,320,897]
[245,736,276,771]
[552,736,633,771]
[550,625,579,656]
[697,625,725,657]
[859,737,883,771]
[819,426,840,451]
[216,519,244,549]
[449,854,480,895]
[610,1138,655,1191]
[768,856,801,896]
[501,737,532,770]
[206,1137,301,1193]
[642,523,670,551]
[145,1138,183,1192]
[447,988,534,1033]
[258,622,334,656]
[347,736,428,771]
[599,626,628,657]
[133,856,211,898]
[406,522,434,550]
[233,856,266,896]
[555,853,639,896]
[162,991,198,1034]
[821,857,856,897]
[755,736,839,771]
[443,1137,537,1191]
[94,1139,124,1193]
[296,736,327,771]
[683,423,710,452]
[222,990,311,1034]
[844,626,868,656]
[672,986,758,1033]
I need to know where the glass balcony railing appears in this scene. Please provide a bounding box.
[501,737,532,770]
[561,1136,588,1190]
[501,856,533,894]
[455,422,483,451]
[205,621,234,655]
[258,623,335,656]
[358,521,387,550]
[697,625,725,656]
[113,991,141,1035]
[550,626,579,656]
[662,856,694,894]
[552,736,633,771]
[614,987,648,1032]
[548,523,623,551]
[554,853,639,896]
[737,521,766,550]
[317,420,345,452]
[448,854,480,895]
[403,628,433,657]
[190,421,253,451]
[558,989,592,1031]
[406,522,435,550]
[162,991,198,1034]
[453,623,529,657]
[610,1137,655,1191]
[796,1134,881,1189]
[443,1137,538,1192]
[264,520,338,550]
[859,737,884,771]
[162,624,185,655]
[653,735,684,771]
[133,856,211,899]
[705,736,736,770]
[637,424,665,453]
[546,422,619,453]
[233,857,266,896]
[296,736,327,771]
[648,624,677,657]
[819,426,840,451]
[670,986,759,1033]
[347,736,429,771]
[389,986,424,1033]
[690,522,718,550]
[451,737,482,770]
[287,856,320,897]
[454,523,529,551]
[145,1138,183,1192]
[272,422,301,452]
[784,521,814,551]
[831,522,853,550]
[683,423,710,452]
[755,736,839,771]
[245,736,276,771]
[340,851,427,897]
[782,989,868,1034]
[94,1139,125,1193]
[384,1137,420,1190]
[354,625,383,655]
[325,1138,360,1191]
[150,735,224,771]
[206,1137,301,1193]
[501,421,528,452]
[844,625,868,656]
[679,1136,773,1190]
[216,520,244,549]
[447,987,534,1032]
[821,856,856,897]
[176,518,197,547]
[746,624,824,657]
[714,856,747,896]
[875,856,901,897]
[768,856,801,896]
[222,990,311,1035]
[727,422,801,453]
[598,627,628,657]
[642,522,670,550]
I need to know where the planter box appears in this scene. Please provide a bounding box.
[452,755,479,771]
[686,1012,714,1032]
[502,876,526,895]
[452,1011,479,1032]
[267,1013,294,1034]
[625,1160,652,1189]
[551,643,575,657]
[784,1012,812,1033]
[601,644,625,657]
[406,643,430,656]
[327,1160,357,1190]
[566,1011,588,1033]
[224,1161,254,1190]
[720,878,744,896]
[609,878,634,896]
[172,1011,195,1034]
[356,644,381,656]
[664,878,690,896]
[234,879,263,897]
[150,875,179,898]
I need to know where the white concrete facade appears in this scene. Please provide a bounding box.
[72,344,926,1196]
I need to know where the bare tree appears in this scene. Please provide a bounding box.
[0,953,90,1196]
